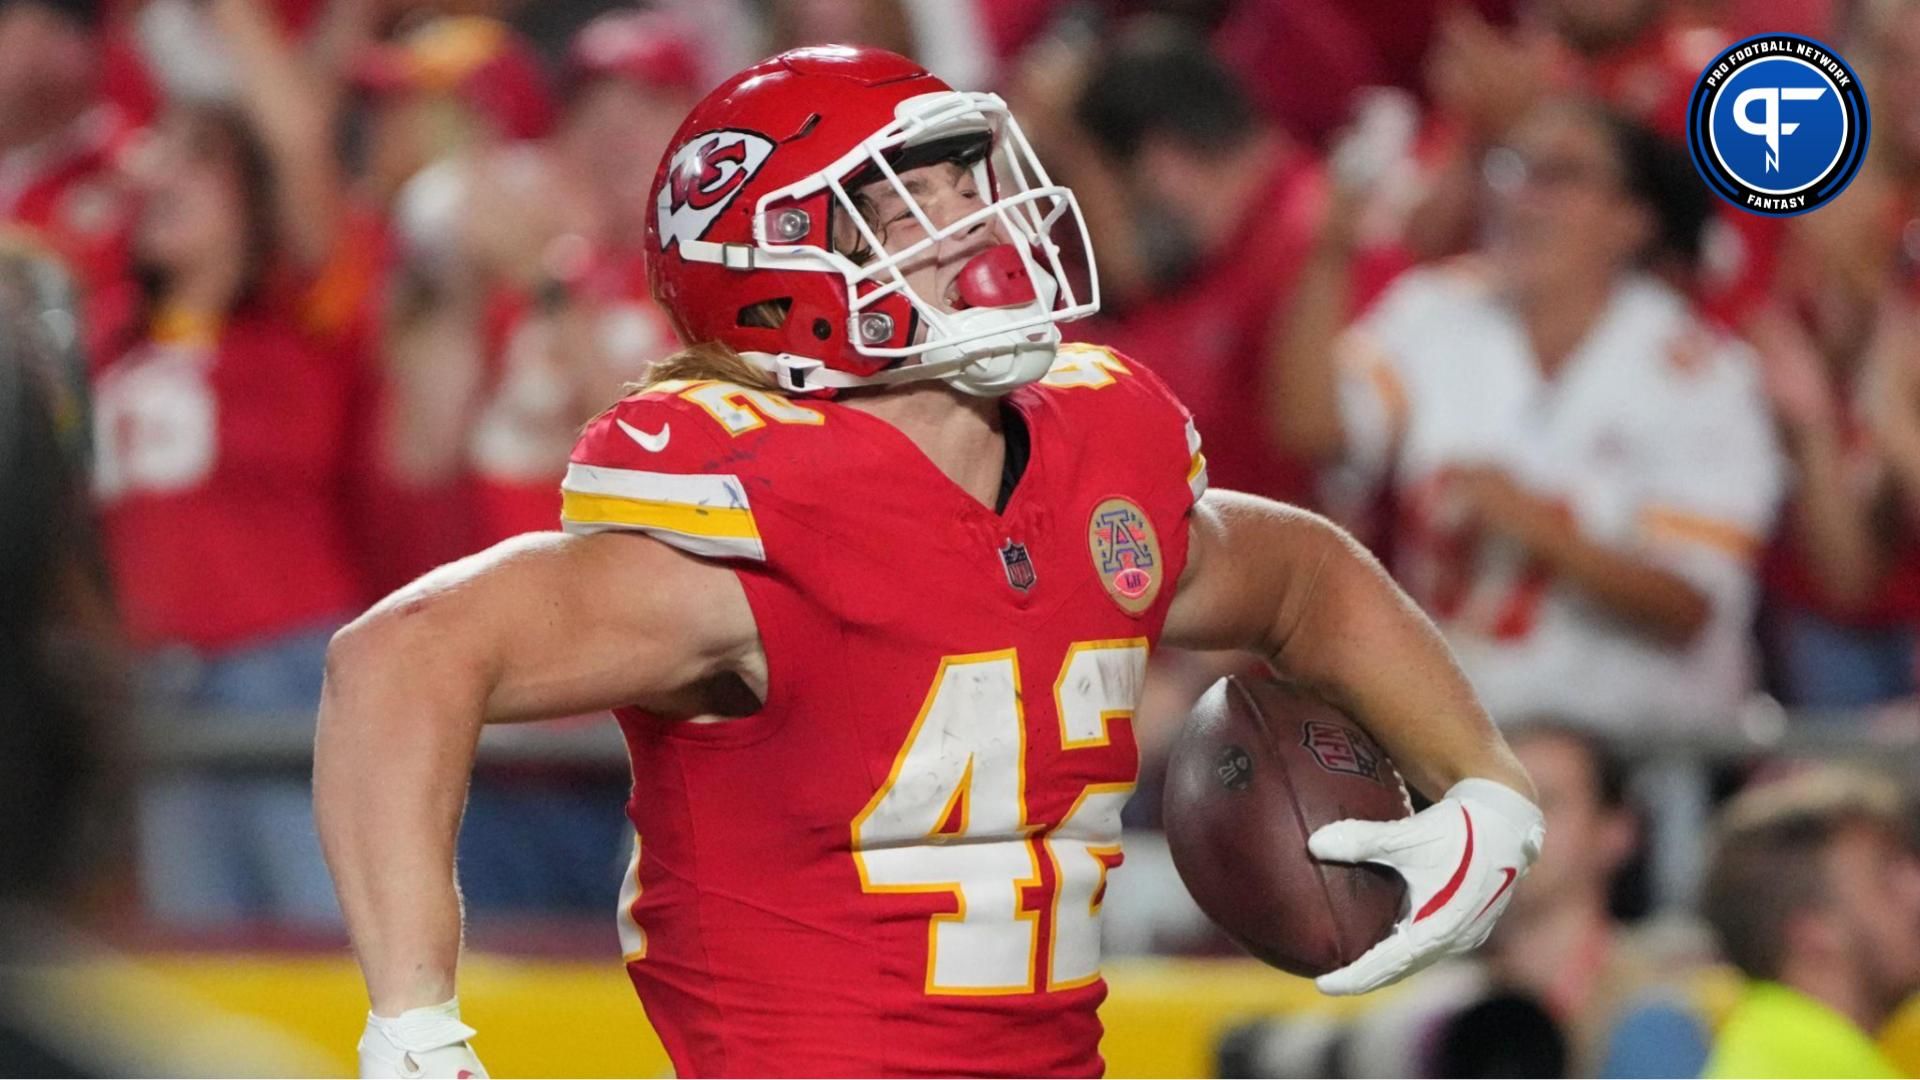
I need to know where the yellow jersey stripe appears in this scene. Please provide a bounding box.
[561,490,761,541]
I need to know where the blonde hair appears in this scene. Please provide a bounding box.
[632,299,789,393]
[633,340,778,391]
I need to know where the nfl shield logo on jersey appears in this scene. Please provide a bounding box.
[1000,539,1037,592]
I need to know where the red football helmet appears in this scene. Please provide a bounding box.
[645,45,1098,395]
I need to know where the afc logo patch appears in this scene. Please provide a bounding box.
[656,129,775,251]
[1087,497,1162,614]
[999,538,1036,593]
[1301,720,1386,783]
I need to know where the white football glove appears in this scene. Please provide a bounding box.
[358,997,489,1079]
[1308,777,1545,996]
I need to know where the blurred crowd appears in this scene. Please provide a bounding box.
[2,0,1919,1075]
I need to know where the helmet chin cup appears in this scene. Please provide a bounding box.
[940,320,1061,396]
[927,257,1061,397]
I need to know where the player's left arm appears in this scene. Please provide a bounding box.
[1163,489,1544,995]
[1165,490,1528,800]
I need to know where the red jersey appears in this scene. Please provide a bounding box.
[1764,410,1920,627]
[0,105,139,345]
[92,302,369,650]
[560,345,1207,1078]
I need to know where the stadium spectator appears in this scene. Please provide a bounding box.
[384,9,688,548]
[365,15,556,514]
[94,0,370,927]
[1752,299,1920,708]
[1274,99,1782,732]
[0,0,138,347]
[1701,767,1920,1078]
[379,11,701,913]
[307,12,563,593]
[1751,1,1920,709]
[1470,722,1709,1076]
[1403,1,1790,323]
[1029,19,1359,508]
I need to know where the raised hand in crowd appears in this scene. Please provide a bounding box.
[1425,7,1555,146]
[1001,19,1146,305]
[1862,297,1920,522]
[1404,8,1557,260]
[1751,306,1842,440]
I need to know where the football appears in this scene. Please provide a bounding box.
[1163,674,1412,977]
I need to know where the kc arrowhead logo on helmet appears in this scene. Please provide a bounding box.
[658,130,776,251]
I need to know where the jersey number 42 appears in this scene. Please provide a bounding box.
[852,642,1146,996]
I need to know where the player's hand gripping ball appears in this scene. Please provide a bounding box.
[358,998,489,1079]
[1309,774,1544,994]
[1165,676,1543,995]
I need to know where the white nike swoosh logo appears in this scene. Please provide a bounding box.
[617,418,671,453]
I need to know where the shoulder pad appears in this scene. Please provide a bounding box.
[561,381,822,561]
[1036,343,1207,503]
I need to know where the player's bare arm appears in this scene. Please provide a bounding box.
[1164,489,1528,800]
[1163,489,1544,993]
[314,531,760,1062]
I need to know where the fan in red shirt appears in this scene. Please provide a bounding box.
[463,10,697,545]
[1031,23,1404,509]
[0,1,141,345]
[378,13,692,556]
[92,0,373,928]
[374,12,698,915]
[1750,0,1920,708]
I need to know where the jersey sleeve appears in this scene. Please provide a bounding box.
[1632,337,1785,591]
[560,391,766,561]
[1044,342,1207,507]
[1330,266,1455,492]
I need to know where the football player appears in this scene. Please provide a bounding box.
[317,47,1544,1079]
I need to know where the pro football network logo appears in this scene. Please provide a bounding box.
[1687,34,1868,216]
